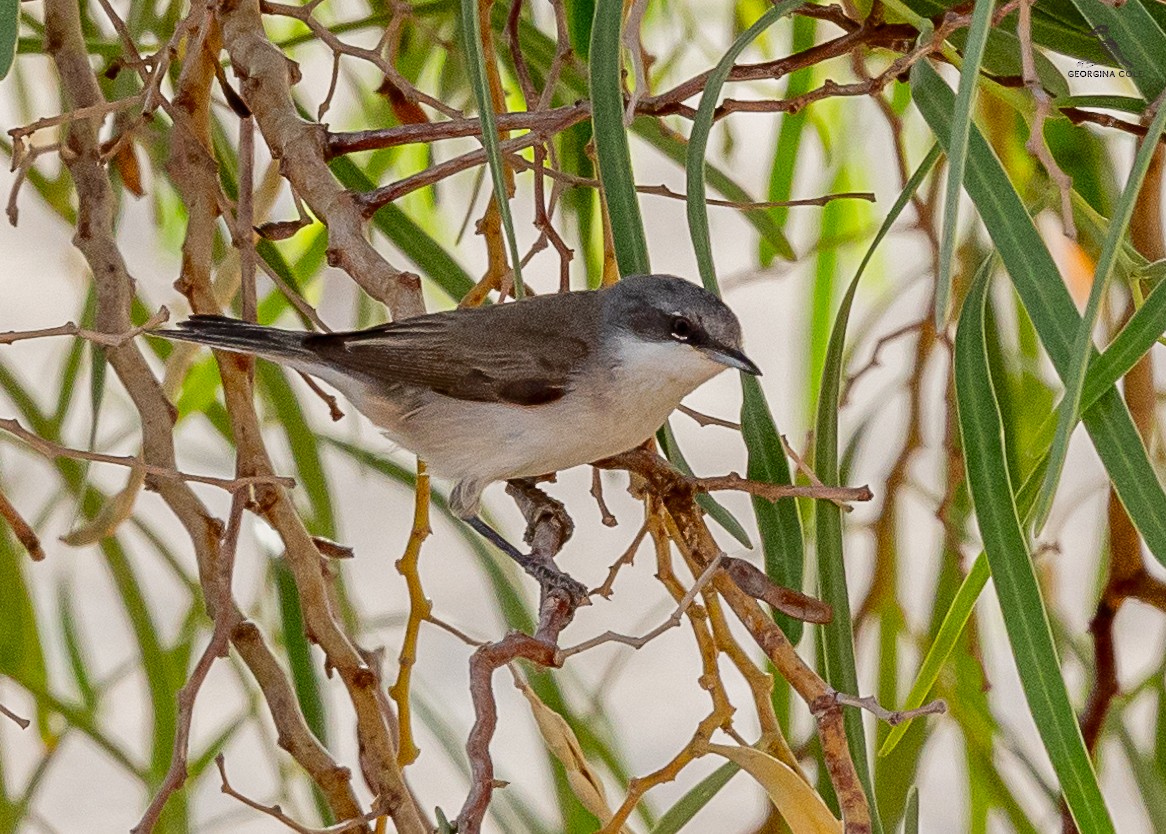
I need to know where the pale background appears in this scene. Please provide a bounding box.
[2,4,1164,831]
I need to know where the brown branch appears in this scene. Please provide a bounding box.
[457,481,582,834]
[677,404,741,430]
[590,467,618,527]
[355,107,589,215]
[0,418,295,493]
[132,494,247,834]
[1018,0,1076,238]
[223,0,426,319]
[1061,106,1166,146]
[692,472,873,505]
[0,307,170,347]
[832,693,946,726]
[593,520,650,599]
[0,701,31,730]
[215,755,381,834]
[0,487,45,561]
[720,556,833,624]
[558,553,726,659]
[40,0,369,825]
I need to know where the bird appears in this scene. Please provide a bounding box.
[155,273,760,601]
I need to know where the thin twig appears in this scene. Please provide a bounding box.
[693,472,873,505]
[559,553,725,658]
[132,493,248,834]
[0,308,170,347]
[0,418,295,493]
[593,520,650,598]
[590,468,618,527]
[677,404,740,430]
[0,702,31,730]
[1018,0,1076,238]
[215,755,382,834]
[832,692,947,726]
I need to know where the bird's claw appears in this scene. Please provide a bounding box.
[525,561,591,607]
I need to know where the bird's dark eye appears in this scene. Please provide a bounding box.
[670,316,694,341]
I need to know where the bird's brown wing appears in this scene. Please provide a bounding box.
[304,302,595,406]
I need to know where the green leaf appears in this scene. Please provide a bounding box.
[1065,0,1166,101]
[879,553,990,758]
[1035,95,1166,529]
[459,0,525,295]
[913,60,1166,569]
[935,0,994,325]
[680,0,805,632]
[741,375,805,642]
[272,557,329,748]
[901,785,919,834]
[1085,275,1166,409]
[684,0,806,295]
[812,141,942,834]
[0,0,16,79]
[954,266,1114,834]
[759,15,815,267]
[648,762,739,834]
[589,0,650,275]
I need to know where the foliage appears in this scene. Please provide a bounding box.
[1,0,1166,831]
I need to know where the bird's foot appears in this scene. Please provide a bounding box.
[522,560,591,608]
[464,515,589,607]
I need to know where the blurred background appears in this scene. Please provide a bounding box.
[2,0,1165,831]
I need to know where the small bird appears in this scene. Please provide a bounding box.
[157,274,759,600]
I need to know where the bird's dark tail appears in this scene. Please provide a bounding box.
[157,315,314,364]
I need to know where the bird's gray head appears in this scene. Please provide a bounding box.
[602,274,760,376]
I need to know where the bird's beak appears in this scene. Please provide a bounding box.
[703,344,762,376]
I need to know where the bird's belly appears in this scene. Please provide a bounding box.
[356,387,670,484]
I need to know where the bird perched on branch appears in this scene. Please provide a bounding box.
[155,274,759,602]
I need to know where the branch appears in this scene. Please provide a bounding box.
[0,308,169,347]
[0,487,44,561]
[693,472,873,506]
[215,755,381,834]
[559,553,725,659]
[132,494,247,834]
[0,418,295,493]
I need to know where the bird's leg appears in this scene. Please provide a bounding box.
[465,479,589,607]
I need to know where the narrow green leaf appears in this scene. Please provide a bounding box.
[955,268,1114,834]
[1085,274,1166,409]
[913,60,1166,568]
[681,0,804,631]
[649,762,739,834]
[272,557,329,747]
[57,582,97,711]
[1052,94,1146,115]
[812,142,942,834]
[759,15,815,267]
[879,553,989,758]
[0,0,16,79]
[589,0,650,275]
[459,0,525,296]
[1066,0,1166,101]
[1036,95,1166,529]
[935,0,994,325]
[684,0,806,295]
[902,785,919,834]
[741,375,805,642]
